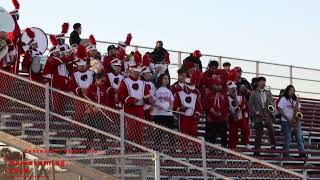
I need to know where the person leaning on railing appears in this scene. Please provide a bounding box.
[278,85,305,157]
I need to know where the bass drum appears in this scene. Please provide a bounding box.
[21,27,48,54]
[0,40,8,60]
[31,56,47,74]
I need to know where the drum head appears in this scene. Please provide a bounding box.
[31,56,42,74]
[0,7,15,32]
[0,40,8,60]
[21,27,48,54]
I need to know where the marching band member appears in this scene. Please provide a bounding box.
[21,28,44,83]
[152,74,175,129]
[278,85,305,157]
[183,50,203,72]
[118,64,151,145]
[67,44,94,123]
[248,77,276,156]
[171,68,187,95]
[222,62,231,73]
[173,73,202,137]
[42,35,73,114]
[87,35,102,73]
[234,67,252,100]
[105,59,124,108]
[55,22,70,52]
[85,73,108,106]
[7,0,21,74]
[201,60,228,94]
[228,83,250,149]
[141,64,155,121]
[102,45,116,73]
[205,78,229,147]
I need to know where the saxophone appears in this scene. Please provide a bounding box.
[263,87,276,120]
[290,94,303,133]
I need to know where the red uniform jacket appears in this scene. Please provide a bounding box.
[171,81,185,95]
[200,69,228,94]
[105,72,124,108]
[118,76,151,117]
[102,55,114,73]
[42,55,73,91]
[205,91,229,123]
[173,90,202,120]
[67,70,95,97]
[85,83,108,106]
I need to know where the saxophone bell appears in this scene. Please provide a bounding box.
[267,105,275,113]
[296,112,303,119]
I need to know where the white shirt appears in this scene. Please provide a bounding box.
[278,97,301,121]
[152,87,174,116]
[258,89,267,108]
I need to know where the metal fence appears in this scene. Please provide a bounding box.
[0,69,305,179]
[89,39,320,99]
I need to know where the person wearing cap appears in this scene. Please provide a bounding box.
[228,83,250,149]
[105,59,124,108]
[248,76,276,156]
[21,28,44,83]
[233,67,252,99]
[183,50,203,72]
[67,45,94,124]
[171,67,187,95]
[200,60,228,107]
[141,66,155,121]
[102,45,117,73]
[223,62,231,72]
[204,78,229,147]
[42,35,73,115]
[118,64,152,145]
[173,76,202,137]
[69,23,82,46]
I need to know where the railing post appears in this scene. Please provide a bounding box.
[177,51,182,66]
[289,65,293,85]
[201,137,208,180]
[120,109,125,180]
[154,151,160,180]
[256,61,260,77]
[218,56,222,69]
[44,83,50,158]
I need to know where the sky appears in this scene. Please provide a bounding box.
[1,0,320,69]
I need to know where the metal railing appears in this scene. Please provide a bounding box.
[0,69,305,179]
[83,38,320,98]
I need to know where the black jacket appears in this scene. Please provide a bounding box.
[183,54,203,72]
[151,47,168,64]
[69,30,81,46]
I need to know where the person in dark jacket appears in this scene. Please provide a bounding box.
[69,23,82,46]
[151,41,170,64]
[183,50,203,72]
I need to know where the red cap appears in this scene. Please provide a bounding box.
[193,50,202,58]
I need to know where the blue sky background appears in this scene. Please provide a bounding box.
[1,0,320,69]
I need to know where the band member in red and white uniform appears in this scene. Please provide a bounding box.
[67,44,94,123]
[85,73,108,106]
[102,45,117,73]
[42,35,73,114]
[105,59,124,108]
[171,67,187,95]
[21,28,44,83]
[55,22,70,52]
[141,65,155,121]
[173,75,202,137]
[205,78,229,147]
[228,83,250,149]
[7,0,21,74]
[118,64,151,145]
[87,35,102,73]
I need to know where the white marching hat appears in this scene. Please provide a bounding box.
[0,7,15,32]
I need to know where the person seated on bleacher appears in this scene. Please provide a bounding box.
[278,85,305,157]
[248,77,277,156]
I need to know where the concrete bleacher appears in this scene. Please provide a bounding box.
[0,85,319,179]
